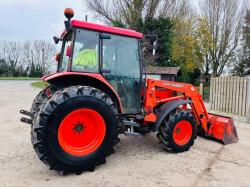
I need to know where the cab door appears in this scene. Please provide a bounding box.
[101,34,141,114]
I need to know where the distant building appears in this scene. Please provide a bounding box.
[145,66,181,81]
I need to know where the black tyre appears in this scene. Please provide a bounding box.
[157,110,197,153]
[31,86,118,174]
[30,86,55,115]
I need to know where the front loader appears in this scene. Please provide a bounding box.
[20,8,238,175]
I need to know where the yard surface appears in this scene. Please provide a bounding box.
[0,80,250,187]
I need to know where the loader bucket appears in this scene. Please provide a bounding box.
[207,114,238,144]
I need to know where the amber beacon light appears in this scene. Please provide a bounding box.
[64,8,74,21]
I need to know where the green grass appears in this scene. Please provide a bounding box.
[0,77,39,80]
[31,81,47,88]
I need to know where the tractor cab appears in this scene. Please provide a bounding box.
[55,9,144,114]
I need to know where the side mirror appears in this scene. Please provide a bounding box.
[55,53,60,62]
[53,36,60,44]
[152,40,158,56]
[66,46,72,57]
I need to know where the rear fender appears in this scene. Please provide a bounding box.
[153,100,192,132]
[41,72,123,113]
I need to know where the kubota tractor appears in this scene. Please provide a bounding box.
[20,8,238,175]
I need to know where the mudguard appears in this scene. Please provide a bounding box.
[153,99,192,132]
[41,72,123,113]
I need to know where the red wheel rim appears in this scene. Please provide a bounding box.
[58,109,106,157]
[173,120,192,145]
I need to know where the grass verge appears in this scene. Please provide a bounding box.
[31,81,47,88]
[0,77,39,80]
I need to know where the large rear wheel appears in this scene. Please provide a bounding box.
[32,86,118,174]
[157,110,197,152]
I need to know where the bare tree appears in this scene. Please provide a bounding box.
[22,41,34,68]
[86,0,119,23]
[158,0,192,19]
[197,0,246,77]
[32,40,55,76]
[0,41,8,60]
[85,0,192,29]
[0,40,55,77]
[1,41,22,76]
[232,9,250,76]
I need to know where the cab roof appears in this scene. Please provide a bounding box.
[71,20,143,39]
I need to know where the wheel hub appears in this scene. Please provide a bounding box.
[73,122,85,133]
[173,120,192,146]
[58,108,106,157]
[175,128,181,134]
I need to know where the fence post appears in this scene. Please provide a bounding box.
[200,79,204,98]
[209,78,214,109]
[248,77,250,123]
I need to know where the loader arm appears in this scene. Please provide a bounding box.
[144,79,238,144]
[144,79,209,132]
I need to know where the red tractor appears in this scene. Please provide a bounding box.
[20,8,238,175]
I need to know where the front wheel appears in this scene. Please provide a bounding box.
[32,86,118,174]
[157,110,197,152]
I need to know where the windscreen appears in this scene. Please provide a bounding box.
[71,29,99,73]
[58,32,72,72]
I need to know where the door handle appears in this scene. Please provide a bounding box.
[100,68,111,74]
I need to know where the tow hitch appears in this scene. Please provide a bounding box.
[20,110,33,125]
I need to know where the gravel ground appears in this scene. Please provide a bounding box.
[0,80,250,187]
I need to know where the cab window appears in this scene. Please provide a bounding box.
[102,34,141,114]
[72,29,99,72]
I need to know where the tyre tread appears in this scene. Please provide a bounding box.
[31,86,118,174]
[157,110,197,153]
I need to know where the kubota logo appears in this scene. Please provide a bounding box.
[163,82,184,88]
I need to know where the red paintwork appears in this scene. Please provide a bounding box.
[157,95,185,104]
[58,109,106,156]
[155,88,175,101]
[208,114,238,144]
[173,120,192,145]
[41,73,56,80]
[45,87,53,97]
[66,45,72,57]
[71,20,143,39]
[55,53,60,62]
[42,72,122,112]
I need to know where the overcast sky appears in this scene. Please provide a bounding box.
[0,0,94,41]
[0,0,200,41]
